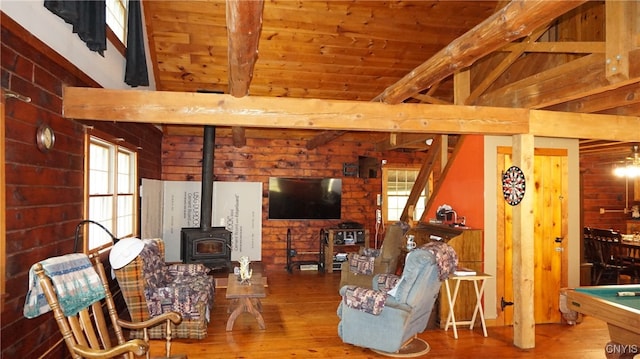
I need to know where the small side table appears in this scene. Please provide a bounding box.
[444,272,492,339]
[225,273,267,331]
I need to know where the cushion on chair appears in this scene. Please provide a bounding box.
[361,248,381,257]
[167,263,210,276]
[348,254,376,275]
[342,286,387,315]
[375,273,401,293]
[418,241,458,280]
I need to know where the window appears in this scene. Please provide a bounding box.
[382,167,429,223]
[106,0,128,45]
[86,136,137,250]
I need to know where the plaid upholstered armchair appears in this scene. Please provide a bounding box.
[114,238,214,339]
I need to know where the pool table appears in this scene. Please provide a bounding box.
[564,285,640,359]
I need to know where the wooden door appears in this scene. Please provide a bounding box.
[498,148,568,325]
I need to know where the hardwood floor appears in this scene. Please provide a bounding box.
[149,269,613,359]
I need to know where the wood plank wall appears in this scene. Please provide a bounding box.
[581,151,636,232]
[1,15,163,359]
[161,132,428,272]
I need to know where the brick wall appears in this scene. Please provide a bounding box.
[161,132,427,272]
[1,15,162,359]
[581,152,637,232]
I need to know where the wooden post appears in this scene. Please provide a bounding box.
[605,0,636,82]
[512,133,535,349]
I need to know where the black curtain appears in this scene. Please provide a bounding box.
[44,0,107,56]
[124,0,149,87]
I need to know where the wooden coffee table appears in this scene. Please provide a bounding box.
[225,273,267,331]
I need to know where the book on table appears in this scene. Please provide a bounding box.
[454,267,477,276]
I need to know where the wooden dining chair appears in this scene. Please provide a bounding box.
[583,227,600,284]
[32,249,187,359]
[617,241,640,283]
[590,228,634,285]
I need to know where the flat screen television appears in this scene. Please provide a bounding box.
[268,177,342,220]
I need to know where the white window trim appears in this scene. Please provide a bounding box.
[106,0,128,46]
[381,166,430,224]
[84,133,138,252]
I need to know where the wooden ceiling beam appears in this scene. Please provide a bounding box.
[373,0,587,104]
[63,87,640,141]
[465,26,549,105]
[306,130,347,150]
[600,102,640,117]
[544,82,640,114]
[64,87,529,134]
[500,41,605,54]
[226,0,263,95]
[530,110,640,141]
[476,52,640,109]
[411,94,450,105]
[375,133,435,151]
[226,0,264,147]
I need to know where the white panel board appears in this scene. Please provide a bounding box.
[162,181,203,262]
[212,182,263,261]
[141,178,163,239]
[159,181,263,262]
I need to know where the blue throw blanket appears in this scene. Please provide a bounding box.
[24,254,106,318]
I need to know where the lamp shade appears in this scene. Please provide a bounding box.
[109,237,145,269]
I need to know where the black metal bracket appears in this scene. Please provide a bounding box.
[501,297,514,311]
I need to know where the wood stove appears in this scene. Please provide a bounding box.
[181,227,231,271]
[180,125,232,272]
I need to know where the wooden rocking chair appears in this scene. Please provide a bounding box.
[32,249,187,359]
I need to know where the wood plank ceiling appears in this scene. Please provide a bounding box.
[141,0,639,153]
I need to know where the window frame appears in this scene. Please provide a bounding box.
[381,166,431,224]
[106,0,128,56]
[83,131,138,252]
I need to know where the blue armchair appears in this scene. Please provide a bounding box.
[337,244,456,354]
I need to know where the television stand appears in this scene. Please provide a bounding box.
[322,228,369,273]
[285,228,324,273]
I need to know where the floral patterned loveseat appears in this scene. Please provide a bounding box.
[114,238,214,339]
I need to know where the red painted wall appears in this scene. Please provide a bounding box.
[426,135,484,229]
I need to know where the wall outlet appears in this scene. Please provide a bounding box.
[376,193,382,206]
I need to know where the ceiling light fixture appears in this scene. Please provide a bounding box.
[613,145,640,178]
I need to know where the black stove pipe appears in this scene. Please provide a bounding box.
[200,125,215,231]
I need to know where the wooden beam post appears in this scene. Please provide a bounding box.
[512,133,535,349]
[605,0,637,82]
